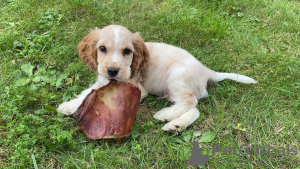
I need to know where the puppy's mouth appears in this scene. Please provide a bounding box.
[109,77,128,82]
[109,78,118,82]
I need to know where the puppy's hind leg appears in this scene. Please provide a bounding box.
[153,92,197,122]
[153,67,199,122]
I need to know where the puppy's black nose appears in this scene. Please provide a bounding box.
[107,68,119,77]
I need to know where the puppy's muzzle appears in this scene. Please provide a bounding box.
[107,67,119,77]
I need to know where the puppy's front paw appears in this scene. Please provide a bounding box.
[153,107,183,122]
[161,118,187,133]
[57,101,78,115]
[153,108,171,122]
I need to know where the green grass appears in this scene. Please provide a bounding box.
[0,0,299,168]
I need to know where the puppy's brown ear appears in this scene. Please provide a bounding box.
[131,33,150,79]
[77,29,101,72]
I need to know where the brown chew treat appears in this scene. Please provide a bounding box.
[74,81,141,140]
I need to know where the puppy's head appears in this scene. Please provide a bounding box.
[77,25,150,81]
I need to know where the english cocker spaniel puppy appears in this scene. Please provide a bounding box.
[57,25,256,132]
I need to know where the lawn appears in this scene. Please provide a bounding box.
[0,0,299,168]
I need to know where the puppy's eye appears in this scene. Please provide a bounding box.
[99,46,107,53]
[123,48,131,55]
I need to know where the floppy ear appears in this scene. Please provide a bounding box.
[77,29,101,72]
[130,33,150,79]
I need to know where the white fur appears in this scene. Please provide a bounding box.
[97,75,110,86]
[113,27,120,47]
[112,28,120,63]
[161,107,200,132]
[112,51,118,63]
[57,75,109,115]
[141,42,256,132]
[214,73,257,84]
[57,26,257,132]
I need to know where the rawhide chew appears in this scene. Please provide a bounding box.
[74,81,141,140]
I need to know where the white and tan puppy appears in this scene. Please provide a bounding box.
[57,25,256,132]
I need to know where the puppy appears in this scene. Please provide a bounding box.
[57,25,256,132]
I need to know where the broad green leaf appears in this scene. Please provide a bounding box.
[47,66,57,75]
[32,75,54,84]
[193,130,202,138]
[15,78,31,86]
[30,84,37,91]
[182,131,191,143]
[40,76,51,83]
[32,76,42,82]
[44,104,56,112]
[21,63,35,77]
[198,131,217,143]
[47,93,57,99]
[37,65,46,74]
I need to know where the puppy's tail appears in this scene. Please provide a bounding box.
[212,72,257,84]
